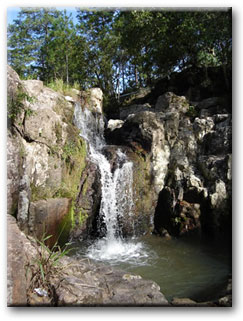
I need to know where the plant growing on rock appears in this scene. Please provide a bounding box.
[7,84,34,124]
[25,233,73,305]
[185,105,198,118]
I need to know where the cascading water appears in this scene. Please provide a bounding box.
[72,103,231,301]
[73,103,149,264]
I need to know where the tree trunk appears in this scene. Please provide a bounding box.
[135,65,138,87]
[122,64,125,92]
[66,53,69,85]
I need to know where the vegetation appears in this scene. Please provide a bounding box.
[46,78,81,96]
[8,8,232,111]
[26,233,73,303]
[7,84,34,123]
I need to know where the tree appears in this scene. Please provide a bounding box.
[7,8,84,85]
[8,8,232,96]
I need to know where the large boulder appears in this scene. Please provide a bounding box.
[55,257,168,306]
[7,215,37,306]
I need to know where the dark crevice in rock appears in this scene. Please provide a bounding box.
[12,123,55,152]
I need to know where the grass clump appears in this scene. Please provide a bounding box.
[26,232,74,304]
[46,79,80,97]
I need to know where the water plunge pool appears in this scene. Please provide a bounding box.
[71,233,231,303]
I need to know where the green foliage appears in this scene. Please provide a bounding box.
[7,85,34,123]
[76,207,88,226]
[8,8,232,103]
[185,105,198,118]
[26,233,74,300]
[46,78,81,96]
[173,217,182,225]
[62,141,78,162]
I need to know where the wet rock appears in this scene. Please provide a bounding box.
[28,198,72,247]
[171,297,198,306]
[80,88,103,114]
[72,161,101,240]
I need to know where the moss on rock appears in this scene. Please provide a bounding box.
[126,145,157,235]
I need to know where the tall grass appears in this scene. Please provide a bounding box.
[25,231,74,303]
[46,78,81,96]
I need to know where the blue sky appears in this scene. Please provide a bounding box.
[7,7,79,25]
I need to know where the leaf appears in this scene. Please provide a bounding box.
[38,261,45,283]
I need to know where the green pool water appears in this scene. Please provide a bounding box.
[72,233,231,302]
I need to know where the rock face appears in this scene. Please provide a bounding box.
[119,103,152,120]
[71,160,102,240]
[79,88,103,114]
[7,215,37,306]
[7,65,101,244]
[107,90,232,238]
[28,198,72,247]
[7,215,168,307]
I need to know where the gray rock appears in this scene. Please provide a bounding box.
[80,88,103,114]
[107,119,124,131]
[155,92,189,113]
[17,190,29,230]
[55,257,169,306]
[119,104,151,120]
[7,66,89,240]
[109,91,232,237]
[7,130,22,215]
[7,215,37,306]
[22,80,43,96]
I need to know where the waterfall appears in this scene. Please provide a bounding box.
[73,103,148,263]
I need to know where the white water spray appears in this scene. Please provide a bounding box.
[73,103,148,263]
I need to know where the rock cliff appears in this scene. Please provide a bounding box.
[106,84,231,238]
[7,65,101,245]
[7,65,232,241]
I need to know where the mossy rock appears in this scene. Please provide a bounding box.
[124,147,157,236]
